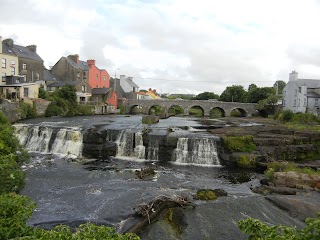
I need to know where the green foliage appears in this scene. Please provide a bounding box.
[223,135,256,153]
[237,154,256,168]
[19,102,37,119]
[189,107,203,116]
[230,109,242,117]
[0,156,25,194]
[192,92,219,100]
[31,223,140,240]
[168,105,184,115]
[119,104,126,114]
[238,213,320,239]
[246,87,275,103]
[195,189,218,201]
[257,95,279,111]
[77,105,94,115]
[220,85,247,102]
[0,193,36,239]
[274,80,286,94]
[210,108,223,118]
[38,88,48,99]
[149,105,164,116]
[275,109,295,123]
[265,161,320,180]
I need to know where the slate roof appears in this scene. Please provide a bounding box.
[47,81,80,87]
[297,79,320,89]
[44,70,61,81]
[306,91,320,98]
[92,88,112,95]
[126,77,139,88]
[64,57,88,70]
[2,40,43,62]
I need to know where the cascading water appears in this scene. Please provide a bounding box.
[15,125,53,152]
[147,139,159,160]
[173,137,220,165]
[50,129,83,156]
[14,124,83,157]
[115,130,145,159]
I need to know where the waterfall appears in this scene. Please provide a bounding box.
[147,139,159,160]
[116,130,145,159]
[51,129,83,156]
[173,137,220,165]
[14,124,83,157]
[134,131,146,159]
[15,125,53,152]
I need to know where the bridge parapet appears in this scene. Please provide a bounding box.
[126,99,257,117]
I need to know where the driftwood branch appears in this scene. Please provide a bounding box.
[125,195,196,235]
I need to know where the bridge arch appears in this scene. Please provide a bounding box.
[148,105,166,116]
[210,107,226,118]
[188,105,204,117]
[129,104,143,114]
[168,105,185,116]
[230,108,247,117]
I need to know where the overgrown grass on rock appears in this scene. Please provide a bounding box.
[223,135,256,153]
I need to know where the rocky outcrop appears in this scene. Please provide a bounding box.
[272,171,320,190]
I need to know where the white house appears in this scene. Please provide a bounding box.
[119,75,139,93]
[283,71,320,115]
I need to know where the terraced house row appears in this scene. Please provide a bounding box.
[0,36,140,113]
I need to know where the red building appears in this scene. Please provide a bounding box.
[87,59,110,89]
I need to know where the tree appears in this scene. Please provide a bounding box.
[193,92,219,100]
[247,87,275,103]
[274,80,286,95]
[219,85,247,102]
[248,84,257,92]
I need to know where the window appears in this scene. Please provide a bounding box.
[2,58,6,68]
[80,97,85,102]
[315,99,319,107]
[23,88,29,98]
[22,63,27,70]
[298,87,301,93]
[35,72,39,80]
[298,99,301,107]
[294,99,296,106]
[95,74,98,80]
[103,76,106,81]
[2,72,6,82]
[77,72,80,80]
[11,67,15,75]
[81,85,86,92]
[304,98,307,106]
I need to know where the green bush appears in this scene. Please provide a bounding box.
[223,135,256,153]
[292,113,320,124]
[238,213,320,239]
[0,156,25,194]
[77,105,94,115]
[210,109,223,118]
[0,193,36,239]
[19,102,37,119]
[237,154,256,168]
[230,109,242,117]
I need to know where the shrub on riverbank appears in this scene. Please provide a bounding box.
[237,154,256,168]
[238,213,320,239]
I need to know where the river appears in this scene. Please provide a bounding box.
[15,115,304,239]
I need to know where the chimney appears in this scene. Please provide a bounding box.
[68,54,79,64]
[0,36,2,53]
[3,38,14,47]
[289,71,298,82]
[87,59,96,67]
[27,45,37,53]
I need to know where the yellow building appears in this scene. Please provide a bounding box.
[1,36,19,86]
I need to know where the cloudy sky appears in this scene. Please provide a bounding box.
[2,0,320,95]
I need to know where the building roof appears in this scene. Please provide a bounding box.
[297,79,320,88]
[306,91,320,98]
[47,81,80,87]
[44,70,61,82]
[2,39,43,62]
[64,57,88,70]
[125,77,139,88]
[92,88,112,95]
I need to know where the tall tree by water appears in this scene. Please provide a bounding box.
[219,85,247,102]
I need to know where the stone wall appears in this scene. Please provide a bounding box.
[0,100,22,122]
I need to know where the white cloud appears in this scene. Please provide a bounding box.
[2,0,320,94]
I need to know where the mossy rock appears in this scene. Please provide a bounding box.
[142,115,159,124]
[195,189,218,201]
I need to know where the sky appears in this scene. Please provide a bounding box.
[2,0,320,95]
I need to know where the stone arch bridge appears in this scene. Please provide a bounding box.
[126,99,257,117]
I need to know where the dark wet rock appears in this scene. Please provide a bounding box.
[142,115,159,124]
[251,185,297,195]
[135,167,156,179]
[266,192,320,222]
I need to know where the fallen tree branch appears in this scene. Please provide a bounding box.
[125,195,196,235]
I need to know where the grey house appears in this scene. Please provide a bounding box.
[283,71,320,115]
[2,38,44,82]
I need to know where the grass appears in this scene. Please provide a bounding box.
[223,135,256,153]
